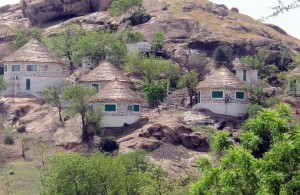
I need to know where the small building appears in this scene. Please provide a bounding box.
[287,66,300,96]
[232,58,258,84]
[90,78,143,127]
[126,42,152,53]
[78,60,132,91]
[0,39,66,96]
[194,66,249,117]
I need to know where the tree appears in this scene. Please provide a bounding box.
[125,53,179,84]
[177,71,199,107]
[269,1,300,17]
[12,27,43,50]
[62,84,97,141]
[72,30,127,68]
[0,76,5,90]
[142,82,167,113]
[211,131,234,155]
[43,24,83,69]
[118,26,144,43]
[213,45,233,68]
[152,31,165,52]
[40,150,174,195]
[42,87,63,124]
[109,0,143,17]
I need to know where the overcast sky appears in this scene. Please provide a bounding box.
[1,0,299,39]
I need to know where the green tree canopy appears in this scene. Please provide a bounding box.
[72,30,127,68]
[42,87,63,124]
[191,104,300,195]
[109,0,143,17]
[142,82,167,113]
[177,71,199,107]
[62,84,98,141]
[125,53,179,84]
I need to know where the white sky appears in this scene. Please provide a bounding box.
[210,0,300,39]
[1,0,299,39]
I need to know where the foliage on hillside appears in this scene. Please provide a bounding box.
[190,104,300,194]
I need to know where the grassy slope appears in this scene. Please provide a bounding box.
[167,0,300,45]
[0,160,41,195]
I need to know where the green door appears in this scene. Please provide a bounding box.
[26,79,30,90]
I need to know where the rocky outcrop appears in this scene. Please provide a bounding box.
[180,132,210,152]
[21,0,112,24]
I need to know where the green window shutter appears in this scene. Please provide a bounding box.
[236,91,245,99]
[104,104,116,112]
[26,79,30,90]
[243,70,246,81]
[232,70,236,75]
[212,91,223,98]
[133,105,140,112]
[91,83,100,91]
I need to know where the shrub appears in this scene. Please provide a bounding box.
[99,136,119,152]
[4,135,14,145]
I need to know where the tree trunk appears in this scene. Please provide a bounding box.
[157,106,160,114]
[189,93,193,107]
[58,108,63,124]
[81,113,89,141]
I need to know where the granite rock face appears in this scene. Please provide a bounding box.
[21,0,112,24]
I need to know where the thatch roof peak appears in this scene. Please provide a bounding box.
[1,38,64,65]
[197,66,245,89]
[79,61,132,83]
[232,58,252,70]
[91,79,143,103]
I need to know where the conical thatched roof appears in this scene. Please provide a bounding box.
[197,66,245,89]
[1,39,64,65]
[79,61,132,83]
[232,58,251,70]
[90,78,143,103]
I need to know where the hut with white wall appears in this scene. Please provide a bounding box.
[126,42,152,53]
[194,66,249,117]
[90,78,143,127]
[0,39,66,97]
[78,60,132,91]
[232,58,258,84]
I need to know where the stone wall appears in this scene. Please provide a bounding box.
[199,88,248,104]
[92,101,141,127]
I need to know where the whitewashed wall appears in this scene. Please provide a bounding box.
[194,88,249,117]
[92,102,141,127]
[3,62,64,96]
[234,69,258,84]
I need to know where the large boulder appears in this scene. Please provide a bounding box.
[180,132,210,152]
[21,0,112,24]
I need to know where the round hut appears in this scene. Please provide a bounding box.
[0,39,66,96]
[78,60,132,91]
[90,78,143,127]
[194,66,249,117]
[232,58,258,84]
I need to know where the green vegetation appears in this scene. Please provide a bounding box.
[62,84,98,141]
[13,27,43,50]
[177,71,199,107]
[143,82,167,113]
[42,87,63,124]
[191,104,300,194]
[99,136,119,153]
[109,0,143,17]
[41,150,187,194]
[0,76,5,90]
[213,45,233,68]
[152,31,165,52]
[43,24,84,69]
[4,135,14,145]
[118,26,145,43]
[211,131,234,155]
[125,53,179,84]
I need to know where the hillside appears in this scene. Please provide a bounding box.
[0,0,299,67]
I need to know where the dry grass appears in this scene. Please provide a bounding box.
[166,0,300,44]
